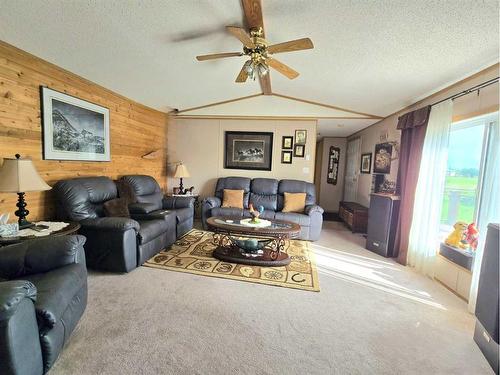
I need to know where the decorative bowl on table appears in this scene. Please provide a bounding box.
[233,238,272,254]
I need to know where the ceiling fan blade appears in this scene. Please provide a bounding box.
[226,26,255,49]
[235,63,249,83]
[242,0,265,36]
[259,73,272,95]
[267,58,299,79]
[267,38,314,54]
[196,52,242,61]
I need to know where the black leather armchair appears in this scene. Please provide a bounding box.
[54,176,176,272]
[120,175,195,238]
[0,235,87,375]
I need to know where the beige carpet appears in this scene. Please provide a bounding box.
[49,221,493,375]
[144,229,320,292]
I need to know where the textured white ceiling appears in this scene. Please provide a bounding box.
[0,0,498,133]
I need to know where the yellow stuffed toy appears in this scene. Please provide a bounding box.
[445,221,468,249]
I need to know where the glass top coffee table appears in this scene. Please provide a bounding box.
[206,216,301,267]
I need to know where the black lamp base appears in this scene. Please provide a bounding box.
[15,192,34,229]
[178,177,185,195]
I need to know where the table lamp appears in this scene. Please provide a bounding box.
[173,163,190,194]
[0,154,51,229]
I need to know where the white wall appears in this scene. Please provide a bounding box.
[167,118,317,198]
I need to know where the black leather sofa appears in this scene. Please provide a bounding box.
[0,235,87,375]
[202,177,324,241]
[54,176,177,273]
[120,175,195,238]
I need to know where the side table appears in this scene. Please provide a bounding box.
[0,221,81,246]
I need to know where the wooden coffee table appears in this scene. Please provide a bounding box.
[206,216,301,267]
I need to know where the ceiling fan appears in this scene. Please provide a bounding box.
[195,0,314,95]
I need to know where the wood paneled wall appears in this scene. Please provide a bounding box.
[0,41,168,221]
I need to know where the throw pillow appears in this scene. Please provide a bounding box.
[282,192,307,213]
[116,180,137,204]
[103,198,130,218]
[222,189,244,209]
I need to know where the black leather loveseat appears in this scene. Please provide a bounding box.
[202,177,324,241]
[54,176,177,273]
[0,235,87,375]
[119,175,195,238]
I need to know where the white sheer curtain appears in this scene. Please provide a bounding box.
[344,138,361,201]
[407,100,453,277]
[468,116,500,312]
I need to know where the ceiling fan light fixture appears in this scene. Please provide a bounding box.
[257,62,269,76]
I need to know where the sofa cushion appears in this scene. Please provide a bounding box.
[282,192,306,213]
[53,176,117,221]
[222,189,244,209]
[277,179,316,211]
[137,220,170,244]
[215,177,251,208]
[211,207,245,218]
[120,175,162,211]
[275,212,311,226]
[21,263,87,329]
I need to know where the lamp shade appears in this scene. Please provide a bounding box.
[173,163,190,178]
[0,156,51,193]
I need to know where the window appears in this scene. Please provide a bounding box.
[440,112,498,232]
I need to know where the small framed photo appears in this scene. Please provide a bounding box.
[295,129,307,145]
[282,136,293,150]
[360,153,372,174]
[294,144,305,157]
[281,150,292,164]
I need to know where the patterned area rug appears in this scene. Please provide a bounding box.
[144,229,320,292]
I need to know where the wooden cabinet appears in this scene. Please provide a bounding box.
[339,201,368,233]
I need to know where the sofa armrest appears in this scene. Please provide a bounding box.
[162,196,194,209]
[0,235,86,279]
[130,209,173,221]
[305,204,324,216]
[0,280,44,375]
[80,217,140,232]
[128,202,159,215]
[202,196,221,209]
[0,280,37,321]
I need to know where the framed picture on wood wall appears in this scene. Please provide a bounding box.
[41,87,110,161]
[224,131,273,171]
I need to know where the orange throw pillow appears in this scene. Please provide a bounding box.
[222,189,244,209]
[282,192,306,213]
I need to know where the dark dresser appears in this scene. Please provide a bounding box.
[473,223,499,374]
[365,193,400,257]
